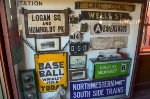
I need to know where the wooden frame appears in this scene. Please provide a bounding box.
[35,37,61,52]
[69,69,87,81]
[69,55,87,69]
[0,0,148,99]
[24,8,69,38]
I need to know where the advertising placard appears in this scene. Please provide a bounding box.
[81,11,132,21]
[94,59,131,79]
[34,52,68,92]
[70,78,126,99]
[90,22,130,35]
[75,1,135,12]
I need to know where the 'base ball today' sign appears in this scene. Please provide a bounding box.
[70,78,126,99]
[90,22,130,35]
[35,53,67,92]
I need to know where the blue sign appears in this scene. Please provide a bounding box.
[70,78,126,99]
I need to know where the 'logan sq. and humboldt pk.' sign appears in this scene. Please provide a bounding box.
[24,8,69,38]
[70,78,126,99]
[75,1,135,12]
[35,53,67,92]
[93,59,131,79]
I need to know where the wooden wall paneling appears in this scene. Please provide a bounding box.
[0,0,19,99]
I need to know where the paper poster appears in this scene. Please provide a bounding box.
[35,52,67,92]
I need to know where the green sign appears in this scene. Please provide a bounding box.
[94,59,131,79]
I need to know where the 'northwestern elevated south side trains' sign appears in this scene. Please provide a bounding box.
[80,11,132,21]
[90,22,130,35]
[70,77,126,99]
[24,8,69,38]
[75,1,135,12]
[90,36,128,50]
[93,59,131,79]
[35,52,68,92]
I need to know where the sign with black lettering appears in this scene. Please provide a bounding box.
[24,8,69,38]
[35,53,67,92]
[90,22,130,35]
[70,77,126,99]
[90,37,128,50]
[75,2,135,12]
[80,11,132,21]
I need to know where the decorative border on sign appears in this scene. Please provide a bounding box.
[24,8,70,38]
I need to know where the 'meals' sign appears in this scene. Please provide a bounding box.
[81,11,132,21]
[70,78,126,99]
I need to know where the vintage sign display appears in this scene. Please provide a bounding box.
[90,22,130,35]
[69,69,87,81]
[75,1,135,12]
[69,55,87,69]
[70,42,89,55]
[93,59,131,79]
[35,37,60,52]
[80,11,132,21]
[70,77,126,99]
[34,53,68,92]
[90,36,128,50]
[24,8,69,38]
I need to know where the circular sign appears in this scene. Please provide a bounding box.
[93,23,102,34]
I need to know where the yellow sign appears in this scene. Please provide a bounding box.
[35,52,67,92]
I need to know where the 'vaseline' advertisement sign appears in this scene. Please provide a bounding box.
[35,53,67,92]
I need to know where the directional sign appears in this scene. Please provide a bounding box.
[80,11,132,21]
[93,59,131,79]
[70,77,126,99]
[90,22,130,35]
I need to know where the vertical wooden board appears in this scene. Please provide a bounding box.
[34,52,68,92]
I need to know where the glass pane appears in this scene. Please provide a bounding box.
[3,0,143,99]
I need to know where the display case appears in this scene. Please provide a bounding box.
[0,0,148,99]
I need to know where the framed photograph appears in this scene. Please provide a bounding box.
[69,69,87,81]
[35,37,61,52]
[69,55,87,69]
[23,8,69,38]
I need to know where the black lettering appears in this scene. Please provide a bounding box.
[41,86,45,91]
[59,69,64,75]
[53,70,58,76]
[45,62,52,69]
[53,62,59,69]
[54,14,61,21]
[39,63,44,70]
[39,71,45,77]
[51,85,55,90]
[58,26,64,32]
[59,62,64,68]
[46,86,51,91]
[46,70,52,76]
